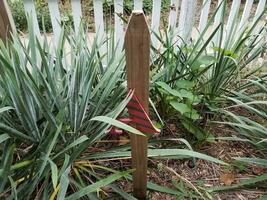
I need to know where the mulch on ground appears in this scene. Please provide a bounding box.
[90,117,267,199]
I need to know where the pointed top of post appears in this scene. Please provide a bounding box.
[125,10,150,37]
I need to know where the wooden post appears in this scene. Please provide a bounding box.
[0,0,16,42]
[125,11,150,199]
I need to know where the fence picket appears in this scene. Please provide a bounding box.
[212,0,225,46]
[134,0,143,10]
[238,0,254,32]
[225,0,241,45]
[5,0,266,55]
[22,0,40,38]
[151,0,162,47]
[252,0,266,34]
[198,0,211,33]
[93,0,106,61]
[178,0,197,43]
[47,0,61,44]
[252,0,266,50]
[114,0,124,49]
[168,0,179,30]
[71,0,83,32]
[254,0,266,21]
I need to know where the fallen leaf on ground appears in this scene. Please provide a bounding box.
[220,173,235,185]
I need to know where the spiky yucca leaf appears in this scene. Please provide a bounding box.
[0,22,130,199]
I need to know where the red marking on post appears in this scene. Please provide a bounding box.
[108,90,160,135]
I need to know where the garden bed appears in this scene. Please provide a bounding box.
[0,1,266,200]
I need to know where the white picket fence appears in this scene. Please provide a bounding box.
[7,0,267,50]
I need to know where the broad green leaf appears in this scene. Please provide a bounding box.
[148,149,227,165]
[184,110,201,120]
[0,160,33,177]
[191,55,216,71]
[259,195,267,200]
[176,80,195,89]
[170,102,200,119]
[213,47,238,58]
[170,102,192,114]
[177,89,195,100]
[181,119,206,140]
[156,82,172,92]
[156,82,182,98]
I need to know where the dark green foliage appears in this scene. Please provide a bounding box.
[8,0,75,33]
[150,0,266,144]
[0,22,129,199]
[0,17,228,200]
[8,0,52,32]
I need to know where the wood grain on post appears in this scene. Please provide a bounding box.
[125,11,150,199]
[0,0,16,42]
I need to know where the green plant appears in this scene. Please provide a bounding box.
[155,81,208,142]
[0,14,233,199]
[8,0,28,32]
[150,0,266,144]
[0,19,134,198]
[217,73,267,150]
[206,73,267,193]
[8,0,76,33]
[8,0,53,32]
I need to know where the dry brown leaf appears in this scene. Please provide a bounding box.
[220,173,235,185]
[252,166,265,175]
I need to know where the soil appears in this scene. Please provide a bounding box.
[91,115,267,200]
